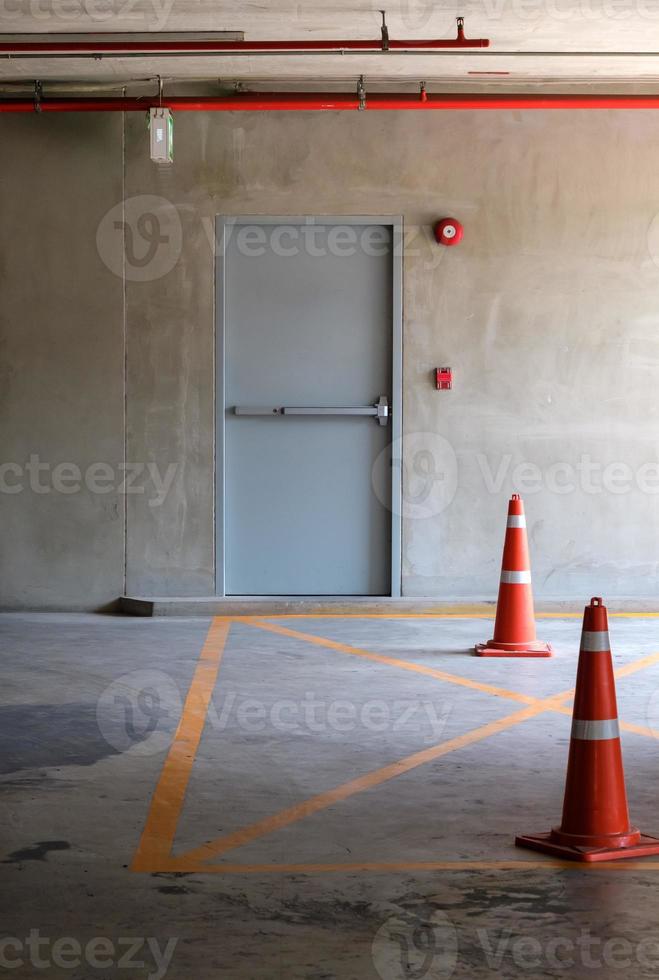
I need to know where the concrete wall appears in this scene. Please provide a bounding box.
[0,114,125,610]
[3,108,659,606]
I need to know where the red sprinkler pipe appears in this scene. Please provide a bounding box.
[5,93,659,112]
[0,19,489,56]
[0,37,490,54]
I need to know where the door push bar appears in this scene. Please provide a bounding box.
[234,394,390,425]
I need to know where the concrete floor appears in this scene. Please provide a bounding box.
[4,612,659,978]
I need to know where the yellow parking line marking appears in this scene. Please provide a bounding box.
[133,614,659,874]
[610,613,659,618]
[242,619,538,705]
[173,639,659,867]
[549,703,655,738]
[131,617,230,872]
[231,611,659,619]
[618,720,657,738]
[232,612,499,620]
[614,649,659,677]
[152,858,659,874]
[177,688,575,867]
[243,619,659,737]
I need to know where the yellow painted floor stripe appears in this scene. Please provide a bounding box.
[133,614,659,874]
[131,618,230,871]
[244,618,659,738]
[613,649,659,678]
[177,688,575,867]
[244,618,539,706]
[157,858,659,874]
[549,702,655,738]
[231,611,659,620]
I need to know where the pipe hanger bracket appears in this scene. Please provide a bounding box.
[357,74,366,110]
[380,10,390,51]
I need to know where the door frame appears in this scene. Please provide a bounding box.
[215,214,403,597]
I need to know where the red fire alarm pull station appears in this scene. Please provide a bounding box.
[436,367,452,390]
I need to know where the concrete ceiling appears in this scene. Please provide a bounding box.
[2,0,659,88]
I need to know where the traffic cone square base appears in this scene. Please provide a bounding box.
[515,832,659,863]
[474,642,552,658]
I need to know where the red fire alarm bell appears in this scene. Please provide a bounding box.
[436,367,452,390]
[434,218,463,247]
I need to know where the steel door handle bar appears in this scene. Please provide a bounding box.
[284,406,377,415]
[234,395,389,425]
[233,406,285,416]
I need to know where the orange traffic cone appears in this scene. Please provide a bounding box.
[475,494,551,657]
[516,597,659,862]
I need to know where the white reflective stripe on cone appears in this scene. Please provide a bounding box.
[507,515,526,528]
[571,718,620,740]
[580,631,611,652]
[500,570,532,584]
